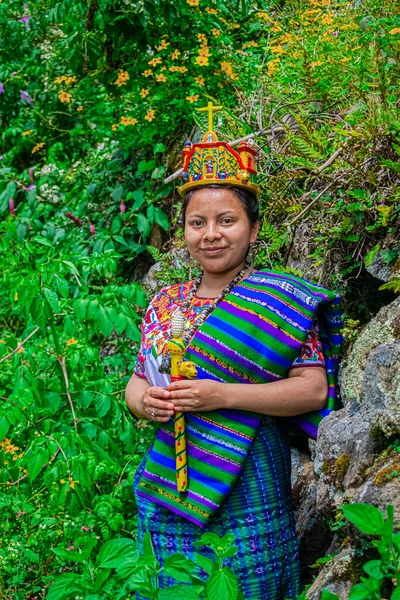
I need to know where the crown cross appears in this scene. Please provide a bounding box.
[197,101,222,133]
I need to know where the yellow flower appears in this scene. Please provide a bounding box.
[186,95,199,103]
[148,57,162,67]
[187,0,199,5]
[169,66,180,72]
[77,105,83,112]
[58,91,72,103]
[310,60,323,68]
[257,11,271,21]
[140,88,149,98]
[21,130,33,136]
[112,124,119,131]
[32,142,45,154]
[389,27,400,35]
[195,76,205,86]
[142,69,153,77]
[144,110,155,122]
[177,66,188,73]
[171,50,181,59]
[248,40,259,47]
[120,116,138,126]
[341,57,351,63]
[54,76,66,84]
[211,28,220,37]
[114,71,130,87]
[196,56,209,66]
[270,44,286,55]
[157,39,170,50]
[198,46,211,57]
[156,73,167,82]
[66,338,79,346]
[197,33,207,43]
[205,7,218,13]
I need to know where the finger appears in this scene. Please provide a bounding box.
[147,406,174,422]
[166,381,193,391]
[149,387,172,399]
[168,389,196,400]
[144,397,175,412]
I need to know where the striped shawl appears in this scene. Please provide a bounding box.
[136,270,342,527]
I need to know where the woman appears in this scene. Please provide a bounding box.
[125,114,341,599]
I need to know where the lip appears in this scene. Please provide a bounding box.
[201,247,227,254]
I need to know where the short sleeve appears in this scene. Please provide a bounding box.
[291,320,326,368]
[133,303,153,380]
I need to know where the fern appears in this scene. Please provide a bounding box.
[146,245,166,263]
[291,136,323,161]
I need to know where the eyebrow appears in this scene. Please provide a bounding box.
[187,211,236,218]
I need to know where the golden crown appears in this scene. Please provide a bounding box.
[177,102,260,198]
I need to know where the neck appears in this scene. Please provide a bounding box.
[196,262,248,298]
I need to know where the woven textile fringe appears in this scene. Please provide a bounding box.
[136,270,342,527]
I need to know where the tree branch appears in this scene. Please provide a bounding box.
[0,327,40,364]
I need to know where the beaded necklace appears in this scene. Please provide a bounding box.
[158,257,252,374]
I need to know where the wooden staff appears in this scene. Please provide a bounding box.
[168,335,188,492]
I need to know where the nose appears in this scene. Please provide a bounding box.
[203,222,222,241]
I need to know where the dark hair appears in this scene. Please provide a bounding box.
[181,185,259,226]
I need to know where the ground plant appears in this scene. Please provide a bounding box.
[0,0,399,598]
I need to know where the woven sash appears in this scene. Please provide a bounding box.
[136,270,342,527]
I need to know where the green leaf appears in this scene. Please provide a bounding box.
[95,394,111,418]
[31,297,48,329]
[47,573,81,600]
[164,553,194,583]
[27,446,50,481]
[158,585,200,599]
[137,159,156,173]
[97,538,136,569]
[154,207,169,230]
[362,560,385,578]
[342,503,386,536]
[390,588,400,600]
[143,531,157,561]
[205,567,238,600]
[194,552,214,575]
[43,288,59,313]
[138,213,150,237]
[111,185,124,202]
[321,590,341,600]
[154,142,166,154]
[0,415,9,442]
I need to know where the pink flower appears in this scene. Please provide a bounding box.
[120,201,126,214]
[81,525,89,531]
[89,224,95,238]
[29,166,35,183]
[333,31,339,36]
[65,212,82,226]
[21,90,33,103]
[66,545,74,551]
[9,198,15,216]
[16,511,26,518]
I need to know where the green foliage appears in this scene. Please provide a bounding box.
[0,0,400,596]
[45,531,242,599]
[304,504,400,600]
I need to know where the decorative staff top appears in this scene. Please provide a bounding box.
[197,101,222,133]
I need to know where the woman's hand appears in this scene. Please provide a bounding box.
[166,379,224,412]
[141,386,176,422]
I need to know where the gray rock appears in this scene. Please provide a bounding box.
[341,297,400,435]
[314,403,378,491]
[286,223,324,282]
[351,477,400,521]
[366,248,399,282]
[306,549,355,600]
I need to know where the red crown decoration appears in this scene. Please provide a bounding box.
[178,102,260,198]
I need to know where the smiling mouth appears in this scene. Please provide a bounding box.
[201,247,227,254]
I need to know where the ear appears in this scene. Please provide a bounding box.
[250,220,259,244]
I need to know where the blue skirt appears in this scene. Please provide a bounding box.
[134,421,301,600]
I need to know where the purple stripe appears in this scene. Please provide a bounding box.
[187,441,241,475]
[219,300,300,348]
[157,429,242,474]
[245,276,321,310]
[192,332,281,382]
[136,490,206,528]
[295,419,318,439]
[142,469,218,510]
[217,408,262,429]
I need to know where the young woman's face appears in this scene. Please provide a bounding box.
[184,187,258,278]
